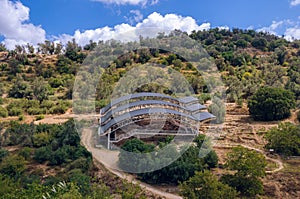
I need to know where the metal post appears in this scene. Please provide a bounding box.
[107,128,111,150]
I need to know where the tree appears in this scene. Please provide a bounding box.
[8,58,22,75]
[32,77,50,102]
[265,122,300,156]
[26,43,35,54]
[221,146,266,197]
[180,170,238,199]
[0,106,8,118]
[251,38,268,50]
[65,39,86,63]
[8,76,33,99]
[0,149,8,161]
[54,42,63,54]
[0,155,27,178]
[119,136,218,184]
[248,87,296,121]
[83,40,97,51]
[0,43,7,52]
[209,96,225,123]
[38,40,55,54]
[33,132,51,147]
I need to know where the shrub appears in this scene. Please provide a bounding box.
[49,77,64,88]
[18,115,24,121]
[49,105,67,114]
[34,147,51,163]
[40,100,55,109]
[180,171,238,199]
[0,107,8,118]
[35,115,45,121]
[198,93,211,104]
[27,107,46,115]
[265,122,300,156]
[8,107,22,116]
[0,149,8,161]
[248,87,296,121]
[24,100,39,109]
[33,132,51,147]
[221,146,266,197]
[209,97,225,124]
[18,147,33,160]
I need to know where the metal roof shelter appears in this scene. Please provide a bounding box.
[98,92,215,149]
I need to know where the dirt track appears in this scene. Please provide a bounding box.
[16,103,288,198]
[81,128,183,199]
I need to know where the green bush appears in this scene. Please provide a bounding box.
[18,147,33,160]
[40,100,55,110]
[248,87,296,121]
[49,77,64,88]
[8,107,22,116]
[180,171,238,199]
[221,146,266,197]
[198,93,211,104]
[27,107,46,115]
[18,115,24,121]
[35,115,45,121]
[33,132,51,147]
[265,122,300,156]
[119,136,218,185]
[0,107,8,118]
[23,100,40,109]
[34,147,51,163]
[49,105,68,114]
[0,149,9,161]
[209,97,225,124]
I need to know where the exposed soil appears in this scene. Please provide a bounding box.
[2,103,300,198]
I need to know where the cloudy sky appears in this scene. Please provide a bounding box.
[1,0,300,49]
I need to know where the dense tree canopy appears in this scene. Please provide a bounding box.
[265,122,300,156]
[119,135,218,184]
[248,87,296,121]
[180,170,238,199]
[221,146,266,197]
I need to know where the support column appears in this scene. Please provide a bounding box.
[107,128,111,149]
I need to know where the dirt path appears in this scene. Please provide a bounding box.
[214,143,284,173]
[81,128,183,199]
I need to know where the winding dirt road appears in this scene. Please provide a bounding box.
[214,143,284,173]
[81,128,183,199]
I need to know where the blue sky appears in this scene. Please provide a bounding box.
[1,0,300,49]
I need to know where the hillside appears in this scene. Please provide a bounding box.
[0,28,300,198]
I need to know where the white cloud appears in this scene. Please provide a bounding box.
[257,21,285,35]
[217,25,230,30]
[285,26,300,40]
[255,18,300,41]
[55,12,210,46]
[0,0,46,49]
[291,0,300,6]
[125,10,143,24]
[92,0,158,6]
[136,12,210,33]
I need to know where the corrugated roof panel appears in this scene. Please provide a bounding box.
[101,92,178,113]
[192,112,216,121]
[186,103,207,112]
[100,107,199,133]
[101,100,184,123]
[179,96,199,104]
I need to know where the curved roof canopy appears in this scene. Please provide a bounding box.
[99,93,215,134]
[99,107,215,134]
[101,92,179,114]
